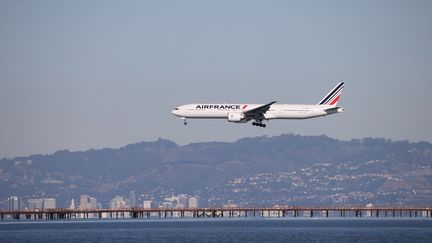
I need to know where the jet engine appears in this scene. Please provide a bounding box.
[227,112,247,123]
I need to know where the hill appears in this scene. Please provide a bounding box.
[1,134,431,207]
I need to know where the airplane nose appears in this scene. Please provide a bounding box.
[172,109,179,116]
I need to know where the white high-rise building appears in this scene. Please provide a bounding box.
[28,199,43,210]
[80,195,89,209]
[43,198,56,209]
[188,197,199,208]
[129,191,136,208]
[8,196,19,211]
[111,196,127,209]
[89,197,97,209]
[143,200,152,209]
[177,194,187,209]
[69,199,75,209]
[80,195,97,209]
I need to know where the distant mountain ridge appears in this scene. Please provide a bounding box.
[1,134,431,208]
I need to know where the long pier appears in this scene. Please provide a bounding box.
[1,206,431,220]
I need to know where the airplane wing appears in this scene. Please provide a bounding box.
[243,101,276,120]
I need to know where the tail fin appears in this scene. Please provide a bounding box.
[318,82,345,106]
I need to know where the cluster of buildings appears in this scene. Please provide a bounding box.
[68,194,99,210]
[7,196,56,211]
[6,195,98,211]
[158,194,199,209]
[5,192,200,211]
[27,198,56,210]
[7,196,19,211]
[109,193,199,210]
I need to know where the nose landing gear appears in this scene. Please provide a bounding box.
[181,117,187,125]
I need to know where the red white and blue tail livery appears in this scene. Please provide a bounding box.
[318,82,345,106]
[172,82,345,127]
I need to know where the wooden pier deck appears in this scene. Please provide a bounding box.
[1,206,431,220]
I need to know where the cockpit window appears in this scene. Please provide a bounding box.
[174,108,179,110]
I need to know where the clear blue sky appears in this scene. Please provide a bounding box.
[1,0,431,158]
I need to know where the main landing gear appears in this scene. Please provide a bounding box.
[252,122,266,128]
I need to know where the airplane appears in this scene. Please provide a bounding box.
[171,82,345,127]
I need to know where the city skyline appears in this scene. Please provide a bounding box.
[4,192,201,211]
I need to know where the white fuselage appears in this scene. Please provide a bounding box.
[172,104,343,121]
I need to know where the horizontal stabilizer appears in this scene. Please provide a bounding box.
[325,107,345,114]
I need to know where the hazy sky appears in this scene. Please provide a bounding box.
[1,0,431,158]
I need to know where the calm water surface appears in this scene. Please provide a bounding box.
[1,218,431,242]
